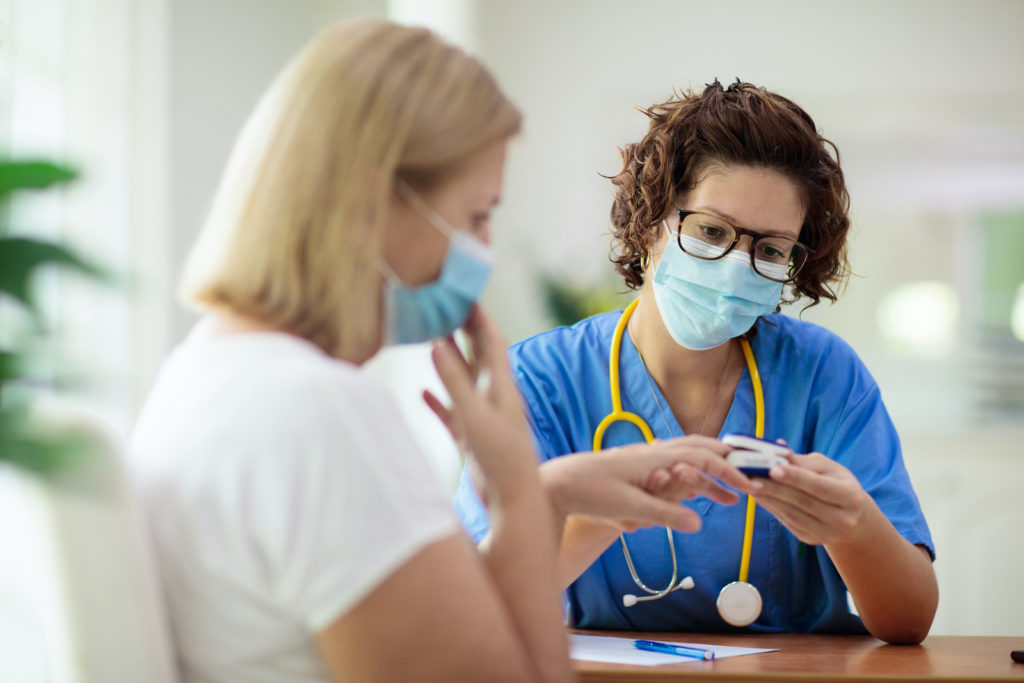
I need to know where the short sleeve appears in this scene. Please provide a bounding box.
[241,372,459,630]
[452,356,557,543]
[452,465,489,543]
[821,383,935,561]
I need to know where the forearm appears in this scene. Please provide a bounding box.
[481,481,573,683]
[481,488,618,590]
[825,501,937,644]
[537,457,628,590]
[556,516,621,589]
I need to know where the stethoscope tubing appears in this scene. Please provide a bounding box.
[595,298,764,610]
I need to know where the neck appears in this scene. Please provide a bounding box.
[627,286,744,436]
[204,310,382,366]
[204,310,282,337]
[628,287,737,386]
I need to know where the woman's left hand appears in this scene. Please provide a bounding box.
[753,451,873,546]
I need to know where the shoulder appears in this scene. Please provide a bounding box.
[229,334,393,420]
[757,314,861,365]
[755,313,877,397]
[509,310,621,373]
[133,333,404,473]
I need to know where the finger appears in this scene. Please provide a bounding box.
[423,390,452,428]
[679,447,762,494]
[687,472,742,505]
[662,463,741,505]
[786,452,834,472]
[757,475,821,510]
[767,461,855,505]
[621,489,703,533]
[463,307,517,401]
[462,306,492,371]
[660,462,719,498]
[423,390,464,441]
[431,339,478,412]
[660,435,733,456]
[644,467,672,492]
[451,329,483,387]
[755,479,836,528]
[643,444,757,491]
[755,496,822,544]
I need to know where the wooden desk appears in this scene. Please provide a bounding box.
[572,631,1024,682]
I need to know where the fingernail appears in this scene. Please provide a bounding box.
[770,465,785,479]
[749,479,764,490]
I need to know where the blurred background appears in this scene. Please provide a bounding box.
[1,0,1022,673]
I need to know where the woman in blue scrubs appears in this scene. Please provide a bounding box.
[454,79,938,644]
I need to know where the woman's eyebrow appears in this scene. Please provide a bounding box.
[695,204,798,238]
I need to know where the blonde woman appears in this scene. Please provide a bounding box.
[130,20,757,682]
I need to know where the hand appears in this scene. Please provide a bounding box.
[426,306,538,506]
[753,451,873,546]
[540,436,762,533]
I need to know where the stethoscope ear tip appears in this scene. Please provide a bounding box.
[623,594,639,607]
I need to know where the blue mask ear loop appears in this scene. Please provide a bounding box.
[394,178,455,239]
[381,179,454,289]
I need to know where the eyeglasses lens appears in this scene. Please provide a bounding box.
[677,212,805,283]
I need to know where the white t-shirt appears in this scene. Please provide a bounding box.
[129,327,458,683]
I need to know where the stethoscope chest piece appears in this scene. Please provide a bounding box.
[716,581,762,627]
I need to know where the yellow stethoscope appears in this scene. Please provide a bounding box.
[593,297,765,627]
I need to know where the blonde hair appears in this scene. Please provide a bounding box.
[180,20,521,361]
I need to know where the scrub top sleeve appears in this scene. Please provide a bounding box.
[452,376,556,542]
[821,383,935,561]
[510,364,567,462]
[453,348,572,541]
[452,465,490,543]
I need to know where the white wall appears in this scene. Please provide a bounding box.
[167,0,388,346]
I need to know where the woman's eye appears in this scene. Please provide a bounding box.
[470,213,490,234]
[700,224,726,241]
[757,242,789,262]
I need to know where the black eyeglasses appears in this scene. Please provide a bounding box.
[674,209,813,284]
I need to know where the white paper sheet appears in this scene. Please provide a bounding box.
[570,634,777,666]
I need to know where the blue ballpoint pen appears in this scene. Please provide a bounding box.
[632,639,716,661]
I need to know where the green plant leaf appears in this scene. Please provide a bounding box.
[538,273,629,327]
[0,350,16,382]
[0,427,88,476]
[0,160,77,198]
[0,236,105,311]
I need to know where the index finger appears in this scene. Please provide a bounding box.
[652,444,761,495]
[463,307,519,403]
[430,339,478,415]
[660,434,734,456]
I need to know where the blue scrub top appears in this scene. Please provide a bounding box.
[453,310,934,633]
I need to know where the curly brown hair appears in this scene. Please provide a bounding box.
[609,79,850,308]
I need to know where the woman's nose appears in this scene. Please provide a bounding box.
[734,234,755,254]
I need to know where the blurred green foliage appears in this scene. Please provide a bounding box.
[0,159,103,475]
[537,272,632,328]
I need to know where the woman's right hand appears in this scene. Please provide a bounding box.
[540,435,761,533]
[427,306,539,506]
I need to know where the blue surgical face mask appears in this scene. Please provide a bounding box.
[652,223,783,350]
[382,181,495,345]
